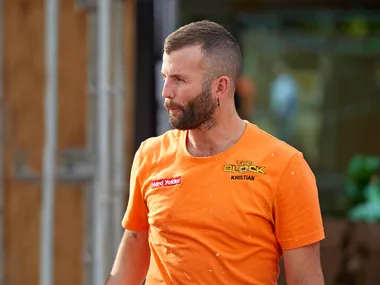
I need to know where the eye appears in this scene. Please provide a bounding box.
[176,76,185,82]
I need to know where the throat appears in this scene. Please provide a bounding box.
[185,132,240,157]
[186,143,220,157]
[185,118,247,158]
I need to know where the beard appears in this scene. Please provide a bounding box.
[164,82,218,130]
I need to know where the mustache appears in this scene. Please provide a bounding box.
[164,101,184,110]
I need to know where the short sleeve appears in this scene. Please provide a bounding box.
[274,152,325,250]
[121,147,149,231]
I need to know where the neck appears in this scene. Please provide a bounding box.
[186,108,246,157]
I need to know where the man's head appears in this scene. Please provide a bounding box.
[161,20,242,130]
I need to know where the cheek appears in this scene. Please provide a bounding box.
[177,84,199,101]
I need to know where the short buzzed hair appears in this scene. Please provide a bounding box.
[164,20,242,88]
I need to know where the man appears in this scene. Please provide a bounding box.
[269,61,299,145]
[235,75,257,120]
[107,20,325,285]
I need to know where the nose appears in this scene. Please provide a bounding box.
[162,79,174,99]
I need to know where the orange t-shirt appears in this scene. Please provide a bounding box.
[122,122,324,284]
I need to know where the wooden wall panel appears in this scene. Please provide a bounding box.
[3,0,86,284]
[4,0,45,284]
[3,0,136,284]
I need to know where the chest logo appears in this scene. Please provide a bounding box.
[151,176,182,189]
[224,161,265,181]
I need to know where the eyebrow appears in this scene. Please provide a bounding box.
[161,72,186,80]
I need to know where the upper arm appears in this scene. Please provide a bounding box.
[274,152,325,250]
[274,152,325,283]
[122,230,150,253]
[117,229,150,258]
[108,230,150,285]
[283,242,324,285]
[122,148,149,231]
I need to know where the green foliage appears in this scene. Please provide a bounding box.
[345,155,380,223]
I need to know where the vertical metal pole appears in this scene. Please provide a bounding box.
[94,0,111,283]
[83,10,98,285]
[0,0,4,283]
[154,0,178,135]
[40,0,59,284]
[111,0,125,257]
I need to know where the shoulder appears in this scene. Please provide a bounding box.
[249,124,315,185]
[137,129,183,163]
[245,123,308,179]
[140,129,182,151]
[247,122,299,160]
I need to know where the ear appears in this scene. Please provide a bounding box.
[214,76,231,99]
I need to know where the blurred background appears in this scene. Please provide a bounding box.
[1,0,380,284]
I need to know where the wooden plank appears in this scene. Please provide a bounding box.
[3,0,136,284]
[3,0,86,284]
